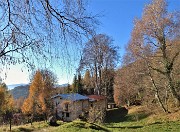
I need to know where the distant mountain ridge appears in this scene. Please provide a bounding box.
[55,83,69,88]
[10,85,30,99]
[7,83,28,90]
[9,83,69,99]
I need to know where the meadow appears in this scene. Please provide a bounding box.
[1,106,180,132]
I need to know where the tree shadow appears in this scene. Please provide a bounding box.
[105,107,151,123]
[108,125,143,129]
[17,127,33,132]
[89,123,111,132]
[147,121,162,126]
[105,107,128,123]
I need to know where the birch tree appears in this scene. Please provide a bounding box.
[128,0,180,107]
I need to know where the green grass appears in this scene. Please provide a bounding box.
[1,119,179,132]
[0,106,180,132]
[106,120,180,132]
[0,121,51,132]
[104,106,180,132]
[0,120,109,132]
[52,120,110,132]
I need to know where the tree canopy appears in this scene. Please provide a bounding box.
[21,69,57,119]
[0,0,98,74]
[114,0,180,110]
[79,34,119,96]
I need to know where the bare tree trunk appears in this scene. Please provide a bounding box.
[98,65,102,95]
[165,89,169,112]
[9,118,12,132]
[149,71,168,112]
[30,114,33,125]
[146,61,168,113]
[94,61,99,94]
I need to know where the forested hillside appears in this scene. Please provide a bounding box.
[10,85,29,99]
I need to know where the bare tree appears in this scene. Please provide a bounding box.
[0,0,98,74]
[114,59,145,107]
[128,0,180,107]
[88,106,106,124]
[79,34,119,96]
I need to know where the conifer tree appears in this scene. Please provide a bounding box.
[21,70,43,120]
[22,70,57,121]
[72,75,77,93]
[0,81,14,131]
[77,74,83,94]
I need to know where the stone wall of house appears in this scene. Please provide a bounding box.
[92,99,107,110]
[55,99,89,121]
[70,100,89,121]
[52,95,108,122]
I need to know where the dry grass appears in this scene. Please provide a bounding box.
[128,106,149,115]
[127,105,180,123]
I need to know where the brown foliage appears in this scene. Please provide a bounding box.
[21,70,56,117]
[21,70,43,115]
[124,0,180,109]
[114,60,146,106]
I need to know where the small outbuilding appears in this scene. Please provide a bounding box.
[88,95,107,110]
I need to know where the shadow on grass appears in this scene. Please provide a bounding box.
[108,125,143,129]
[89,123,111,132]
[105,107,151,123]
[105,107,128,123]
[62,121,110,132]
[48,123,60,127]
[17,127,33,132]
[147,121,163,126]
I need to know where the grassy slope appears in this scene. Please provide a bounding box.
[0,120,109,132]
[106,106,180,132]
[0,106,180,132]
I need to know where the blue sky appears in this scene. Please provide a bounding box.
[89,0,149,54]
[89,0,179,55]
[2,0,180,86]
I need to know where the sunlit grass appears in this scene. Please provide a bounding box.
[0,106,180,132]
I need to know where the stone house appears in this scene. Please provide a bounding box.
[52,93,89,121]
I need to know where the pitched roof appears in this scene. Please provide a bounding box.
[88,95,106,101]
[52,93,89,101]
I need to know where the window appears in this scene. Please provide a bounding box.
[56,102,59,106]
[108,104,111,109]
[65,103,68,111]
[90,103,93,107]
[66,113,69,117]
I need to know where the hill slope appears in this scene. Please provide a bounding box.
[10,85,29,99]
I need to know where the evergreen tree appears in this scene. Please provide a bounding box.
[83,70,91,88]
[0,81,14,131]
[83,70,93,94]
[21,70,43,116]
[72,75,77,93]
[77,74,83,94]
